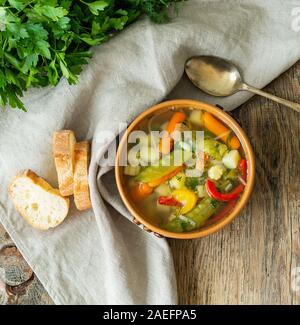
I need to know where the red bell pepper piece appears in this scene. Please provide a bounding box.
[204,199,238,226]
[205,179,244,202]
[158,196,183,207]
[206,158,248,202]
[238,158,247,181]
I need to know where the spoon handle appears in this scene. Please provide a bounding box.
[242,83,300,113]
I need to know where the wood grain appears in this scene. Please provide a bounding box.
[169,60,300,305]
[0,225,53,305]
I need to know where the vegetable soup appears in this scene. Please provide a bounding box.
[123,107,248,233]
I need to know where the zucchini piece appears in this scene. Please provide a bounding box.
[196,184,207,198]
[189,110,203,126]
[154,183,172,196]
[135,150,192,183]
[124,165,141,176]
[163,197,219,232]
[184,197,219,226]
[169,172,186,189]
[224,169,238,181]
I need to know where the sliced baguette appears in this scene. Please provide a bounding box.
[73,141,92,211]
[53,130,76,196]
[9,170,69,230]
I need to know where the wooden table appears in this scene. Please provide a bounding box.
[0,61,299,305]
[170,60,300,304]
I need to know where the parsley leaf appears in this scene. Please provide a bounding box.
[0,0,188,110]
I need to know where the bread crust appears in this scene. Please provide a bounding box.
[73,141,92,211]
[8,169,69,230]
[53,130,76,196]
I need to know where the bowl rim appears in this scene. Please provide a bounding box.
[115,99,255,239]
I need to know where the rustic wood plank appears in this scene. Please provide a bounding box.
[0,222,53,305]
[169,60,300,305]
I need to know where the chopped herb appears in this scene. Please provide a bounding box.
[185,177,200,190]
[210,199,219,209]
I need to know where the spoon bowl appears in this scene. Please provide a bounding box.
[185,55,300,113]
[185,55,243,97]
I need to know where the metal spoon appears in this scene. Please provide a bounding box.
[185,55,300,113]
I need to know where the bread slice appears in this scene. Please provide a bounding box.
[53,130,76,196]
[73,141,92,211]
[9,170,69,230]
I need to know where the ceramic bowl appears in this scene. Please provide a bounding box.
[115,99,255,239]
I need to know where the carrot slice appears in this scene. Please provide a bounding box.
[166,111,186,133]
[203,112,240,149]
[148,166,183,188]
[130,166,183,203]
[160,111,186,154]
[130,183,153,203]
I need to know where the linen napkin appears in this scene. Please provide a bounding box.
[0,0,299,304]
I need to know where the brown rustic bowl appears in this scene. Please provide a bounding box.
[115,99,255,239]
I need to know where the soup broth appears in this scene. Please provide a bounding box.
[123,107,247,233]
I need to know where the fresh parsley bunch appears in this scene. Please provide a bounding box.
[0,0,186,111]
